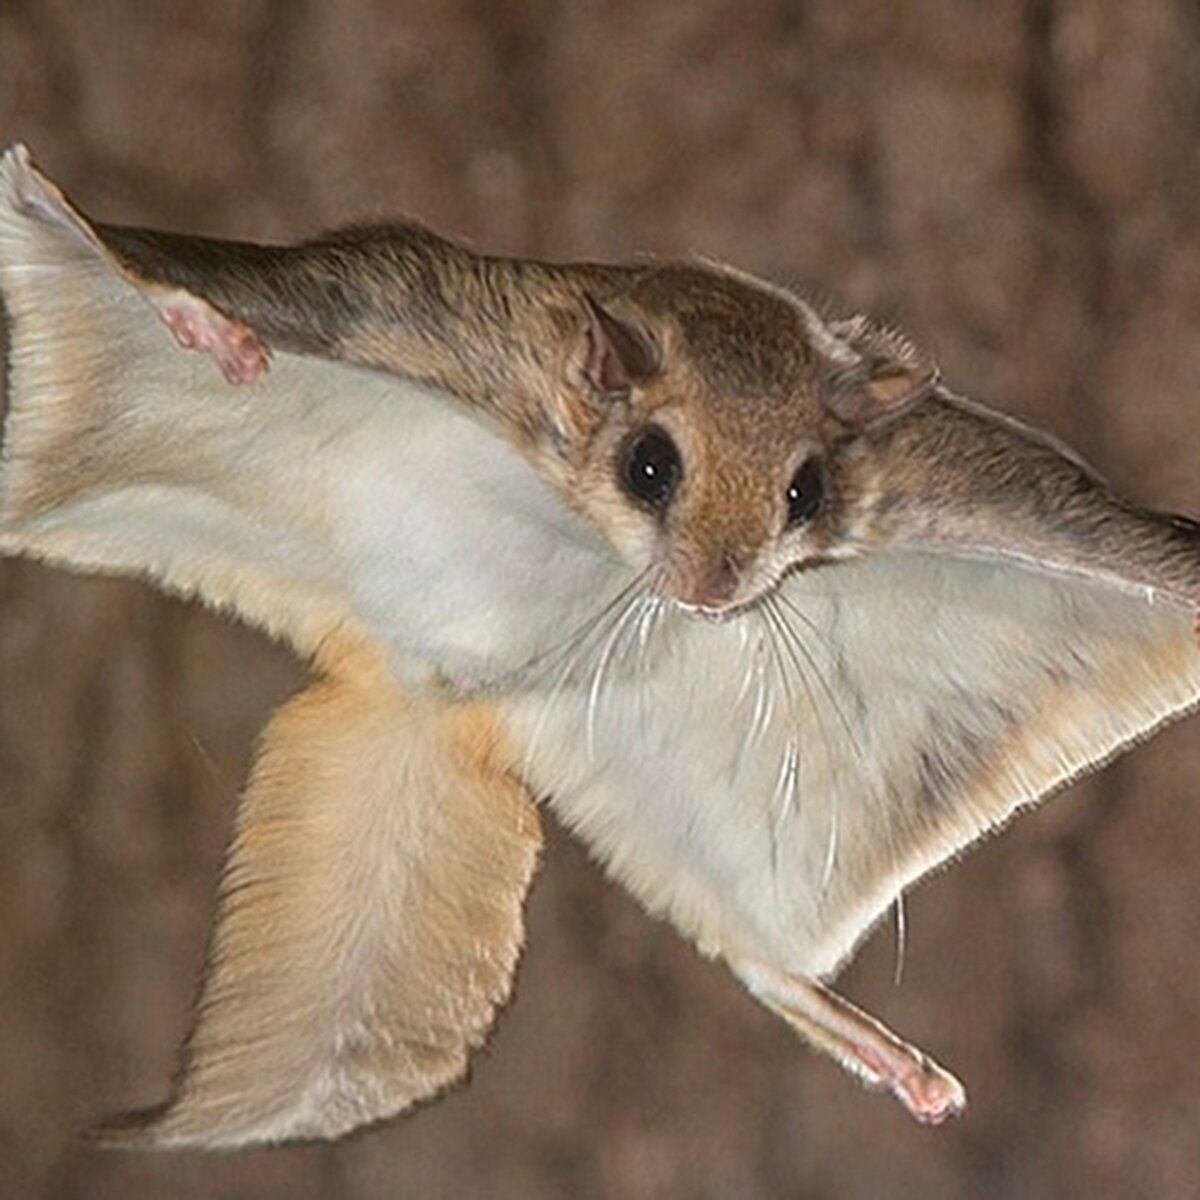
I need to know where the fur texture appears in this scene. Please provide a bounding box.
[3,143,1200,1140]
[100,640,541,1148]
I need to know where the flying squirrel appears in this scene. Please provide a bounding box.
[1,143,1199,1149]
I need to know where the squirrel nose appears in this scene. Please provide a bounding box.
[681,550,741,610]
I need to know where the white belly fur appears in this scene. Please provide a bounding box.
[4,178,1199,984]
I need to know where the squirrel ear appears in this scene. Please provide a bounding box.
[580,293,660,401]
[818,315,938,427]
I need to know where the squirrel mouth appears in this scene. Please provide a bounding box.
[671,595,762,623]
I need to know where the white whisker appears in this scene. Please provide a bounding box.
[763,596,842,898]
[894,892,907,986]
[634,592,667,727]
[516,568,649,687]
[519,568,652,780]
[755,606,806,903]
[821,788,840,894]
[768,592,909,980]
[744,632,774,749]
[586,585,649,761]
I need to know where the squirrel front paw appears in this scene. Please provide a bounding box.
[156,292,270,384]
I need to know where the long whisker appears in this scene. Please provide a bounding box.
[774,591,845,664]
[759,603,803,795]
[752,613,786,897]
[515,568,652,687]
[766,600,836,915]
[739,627,775,768]
[735,622,758,708]
[754,607,804,904]
[633,590,667,727]
[764,595,844,895]
[586,585,652,761]
[729,622,774,787]
[894,891,907,987]
[768,592,909,983]
[518,568,653,779]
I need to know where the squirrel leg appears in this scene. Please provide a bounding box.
[734,959,966,1125]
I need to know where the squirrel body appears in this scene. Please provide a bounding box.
[2,144,1199,1145]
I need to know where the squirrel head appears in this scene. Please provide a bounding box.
[533,264,936,615]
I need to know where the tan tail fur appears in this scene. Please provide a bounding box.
[94,638,541,1149]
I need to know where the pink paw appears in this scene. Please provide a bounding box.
[157,294,269,384]
[894,1057,967,1126]
[855,1044,966,1125]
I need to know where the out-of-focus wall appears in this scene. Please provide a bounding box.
[2,3,1199,1197]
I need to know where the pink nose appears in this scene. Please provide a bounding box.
[679,552,740,609]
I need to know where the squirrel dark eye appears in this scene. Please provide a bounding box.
[786,458,825,528]
[620,425,681,512]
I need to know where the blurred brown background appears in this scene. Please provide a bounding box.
[2,2,1200,1197]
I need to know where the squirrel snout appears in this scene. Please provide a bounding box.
[674,549,744,612]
